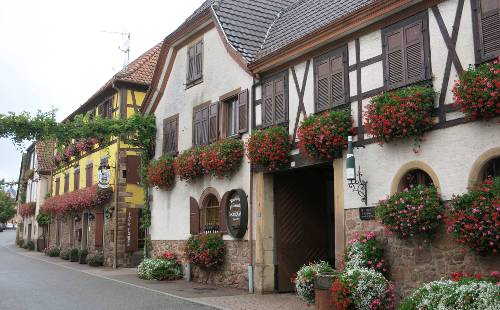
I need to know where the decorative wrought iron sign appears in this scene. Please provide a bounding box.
[225,189,248,239]
[359,207,375,221]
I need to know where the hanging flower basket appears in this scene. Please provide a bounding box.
[447,177,499,256]
[42,185,112,216]
[375,185,444,239]
[297,109,353,159]
[452,59,500,120]
[19,202,36,217]
[174,147,204,182]
[247,126,290,171]
[200,138,244,178]
[146,156,176,190]
[364,86,436,145]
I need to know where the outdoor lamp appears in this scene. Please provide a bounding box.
[346,136,368,205]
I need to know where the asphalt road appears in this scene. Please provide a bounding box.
[0,230,215,310]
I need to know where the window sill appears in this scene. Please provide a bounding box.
[186,77,203,90]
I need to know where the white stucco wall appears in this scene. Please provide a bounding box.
[151,27,254,241]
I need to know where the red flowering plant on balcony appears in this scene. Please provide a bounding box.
[200,138,244,178]
[364,86,436,146]
[174,147,204,182]
[53,154,63,167]
[247,126,290,171]
[63,144,78,162]
[452,59,500,120]
[297,109,353,159]
[145,156,175,190]
[185,234,225,269]
[447,177,499,256]
[74,139,93,153]
[375,185,444,240]
[42,185,112,216]
[19,202,36,218]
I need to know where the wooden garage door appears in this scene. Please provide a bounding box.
[274,167,332,292]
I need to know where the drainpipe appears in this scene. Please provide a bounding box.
[112,81,120,270]
[248,166,254,293]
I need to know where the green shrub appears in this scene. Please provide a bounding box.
[26,240,35,251]
[87,252,104,267]
[23,243,29,249]
[69,248,79,262]
[137,253,183,281]
[186,234,225,269]
[17,239,24,247]
[60,249,70,260]
[36,212,50,226]
[293,261,335,305]
[78,249,88,264]
[44,245,61,257]
[400,279,500,310]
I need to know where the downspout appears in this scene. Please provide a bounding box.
[248,166,254,293]
[112,82,120,269]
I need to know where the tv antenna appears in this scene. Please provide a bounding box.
[101,30,131,68]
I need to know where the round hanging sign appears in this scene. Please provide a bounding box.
[98,168,111,189]
[225,189,248,239]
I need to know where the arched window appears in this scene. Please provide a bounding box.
[398,169,433,192]
[201,194,220,233]
[480,156,500,181]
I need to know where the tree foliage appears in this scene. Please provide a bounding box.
[0,189,16,223]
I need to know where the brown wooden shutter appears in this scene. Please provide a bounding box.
[316,58,331,112]
[219,191,230,233]
[193,108,201,145]
[74,168,80,190]
[190,197,200,235]
[55,178,60,196]
[478,0,500,60]
[262,82,274,127]
[126,155,141,185]
[187,45,195,81]
[385,28,405,89]
[238,89,249,134]
[195,41,203,80]
[330,54,346,107]
[126,208,139,252]
[201,105,209,145]
[208,102,219,143]
[404,21,425,84]
[95,210,104,248]
[274,77,286,124]
[64,174,69,193]
[163,115,178,155]
[86,164,93,187]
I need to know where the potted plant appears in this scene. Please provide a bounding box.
[137,251,183,281]
[78,249,88,264]
[247,126,290,171]
[185,234,225,269]
[292,261,335,306]
[69,248,79,262]
[87,252,104,267]
[60,249,70,260]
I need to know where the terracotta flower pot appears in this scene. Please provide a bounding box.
[314,273,337,310]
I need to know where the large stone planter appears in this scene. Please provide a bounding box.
[314,273,336,310]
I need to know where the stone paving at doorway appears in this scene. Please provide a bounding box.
[11,244,308,310]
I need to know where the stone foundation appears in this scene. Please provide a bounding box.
[151,239,249,289]
[345,208,499,297]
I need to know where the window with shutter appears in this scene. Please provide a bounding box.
[190,197,200,235]
[193,103,210,146]
[74,168,80,190]
[126,155,141,185]
[208,102,219,143]
[238,89,249,134]
[163,114,179,155]
[55,177,60,196]
[95,210,104,248]
[261,72,288,127]
[64,173,69,193]
[314,47,348,112]
[474,0,500,62]
[85,163,93,187]
[187,40,203,85]
[383,13,430,90]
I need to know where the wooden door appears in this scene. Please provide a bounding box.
[274,166,333,292]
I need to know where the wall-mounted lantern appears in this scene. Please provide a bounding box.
[346,136,368,206]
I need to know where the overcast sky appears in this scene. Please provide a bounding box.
[0,0,205,183]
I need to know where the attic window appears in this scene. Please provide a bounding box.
[187,40,203,87]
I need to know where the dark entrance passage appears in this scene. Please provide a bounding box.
[274,164,334,292]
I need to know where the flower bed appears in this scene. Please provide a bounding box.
[376,185,443,239]
[345,231,388,276]
[19,202,36,217]
[399,276,500,309]
[200,138,244,177]
[137,251,183,281]
[331,268,395,310]
[42,185,112,216]
[247,126,290,171]
[364,86,436,145]
[293,261,335,305]
[185,234,225,269]
[447,177,499,256]
[174,147,204,182]
[146,156,176,190]
[297,109,353,159]
[452,60,500,120]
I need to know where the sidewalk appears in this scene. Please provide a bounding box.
[11,246,308,310]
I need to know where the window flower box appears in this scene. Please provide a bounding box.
[200,138,244,178]
[247,126,290,171]
[364,86,436,145]
[146,156,175,190]
[174,147,204,182]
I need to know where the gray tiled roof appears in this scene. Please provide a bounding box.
[256,0,376,59]
[213,0,297,61]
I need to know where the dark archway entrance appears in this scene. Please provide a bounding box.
[274,164,334,292]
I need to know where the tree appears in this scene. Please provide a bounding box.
[0,189,16,224]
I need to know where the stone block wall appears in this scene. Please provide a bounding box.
[344,208,498,297]
[152,239,249,289]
